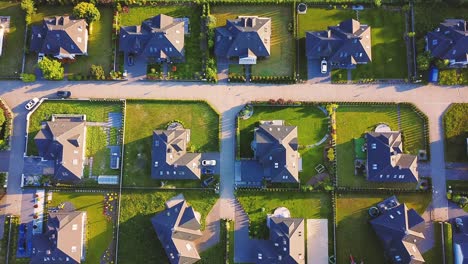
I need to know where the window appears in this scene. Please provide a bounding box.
[77,37,82,43]
[389,215,394,219]
[46,44,51,49]
[282,175,288,179]
[372,164,377,170]
[56,33,60,38]
[71,246,77,253]
[155,140,159,146]
[371,143,376,149]
[452,50,457,55]
[176,30,180,34]
[72,159,78,165]
[38,33,42,38]
[71,44,75,50]
[274,163,279,169]
[78,26,83,32]
[72,224,78,231]
[274,243,279,247]
[432,39,438,46]
[186,243,192,251]
[258,253,262,260]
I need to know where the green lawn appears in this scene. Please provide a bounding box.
[118,190,218,264]
[123,100,219,187]
[27,100,122,156]
[229,64,245,75]
[447,180,468,193]
[238,105,329,184]
[443,103,468,162]
[25,6,113,76]
[298,7,406,80]
[422,223,443,264]
[0,2,26,78]
[86,127,116,176]
[336,192,432,264]
[336,104,426,188]
[415,3,468,37]
[237,191,331,239]
[212,5,294,76]
[48,192,114,264]
[120,5,202,79]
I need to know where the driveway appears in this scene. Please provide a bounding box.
[23,157,54,176]
[200,152,221,174]
[217,58,229,83]
[196,199,220,252]
[307,59,330,84]
[0,150,9,171]
[307,219,328,264]
[124,53,147,81]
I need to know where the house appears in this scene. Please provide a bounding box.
[426,19,467,67]
[454,243,468,264]
[366,131,418,183]
[256,208,305,264]
[34,115,86,183]
[151,128,201,180]
[31,209,86,264]
[215,16,271,65]
[370,196,426,264]
[250,121,301,183]
[30,16,88,59]
[119,14,186,63]
[306,19,372,69]
[453,216,468,264]
[151,194,202,264]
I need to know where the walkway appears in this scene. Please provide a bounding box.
[197,199,221,252]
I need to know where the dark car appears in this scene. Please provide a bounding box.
[19,223,27,234]
[201,176,215,187]
[56,91,71,98]
[202,168,214,175]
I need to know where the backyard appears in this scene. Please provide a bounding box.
[297,7,407,80]
[85,126,119,177]
[237,191,331,240]
[335,104,426,188]
[123,100,219,187]
[211,5,294,77]
[443,103,468,162]
[120,4,202,79]
[238,105,329,184]
[48,192,114,264]
[0,1,26,78]
[117,190,218,264]
[336,192,432,264]
[24,6,113,77]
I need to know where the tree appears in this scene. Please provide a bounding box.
[73,2,100,25]
[0,109,5,126]
[38,57,64,80]
[374,0,382,7]
[21,0,35,25]
[20,73,36,82]
[206,15,217,30]
[435,59,449,69]
[459,196,468,208]
[327,148,335,161]
[417,51,432,71]
[90,65,105,80]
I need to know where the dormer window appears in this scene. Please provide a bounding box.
[71,246,77,253]
[78,26,83,32]
[77,37,82,43]
[372,164,377,170]
[274,163,279,169]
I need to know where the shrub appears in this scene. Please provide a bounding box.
[38,57,64,80]
[416,51,431,71]
[73,2,100,25]
[21,0,35,25]
[20,73,36,82]
[90,64,105,80]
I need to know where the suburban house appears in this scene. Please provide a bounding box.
[215,16,271,65]
[151,194,202,264]
[31,209,87,264]
[257,215,305,263]
[453,216,468,264]
[34,115,86,183]
[370,196,426,264]
[30,16,88,59]
[119,14,186,63]
[305,19,372,69]
[151,128,201,180]
[426,19,467,67]
[365,131,419,183]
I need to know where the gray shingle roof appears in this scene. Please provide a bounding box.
[34,115,86,183]
[215,16,271,61]
[119,14,185,61]
[31,210,86,264]
[253,123,300,183]
[366,131,419,183]
[151,129,201,180]
[151,194,202,264]
[30,16,88,58]
[370,196,426,264]
[426,19,467,66]
[306,19,371,68]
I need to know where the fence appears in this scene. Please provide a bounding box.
[0,98,13,151]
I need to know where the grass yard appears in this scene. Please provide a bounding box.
[237,191,331,240]
[118,190,217,264]
[415,3,468,37]
[0,2,26,78]
[27,100,122,156]
[238,105,329,184]
[336,104,426,188]
[120,4,202,79]
[447,180,468,193]
[123,100,219,187]
[212,5,294,76]
[48,192,114,264]
[86,127,116,176]
[336,192,432,264]
[443,103,468,162]
[229,64,245,75]
[422,223,443,264]
[25,6,113,76]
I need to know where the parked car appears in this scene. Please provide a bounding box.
[25,98,39,111]
[455,217,464,232]
[201,176,215,187]
[56,91,71,98]
[202,168,214,175]
[202,160,216,166]
[352,5,364,10]
[321,59,328,74]
[37,53,44,63]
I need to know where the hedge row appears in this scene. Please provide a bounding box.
[336,186,430,193]
[250,75,296,84]
[0,98,13,150]
[443,222,453,264]
[228,74,246,83]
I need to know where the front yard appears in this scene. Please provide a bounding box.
[120,4,202,79]
[211,5,294,77]
[336,192,432,264]
[48,192,115,264]
[238,105,329,184]
[0,2,26,78]
[443,103,468,162]
[336,104,426,188]
[117,190,218,264]
[123,100,219,187]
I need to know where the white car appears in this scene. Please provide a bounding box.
[321,59,328,74]
[202,160,216,166]
[25,98,39,111]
